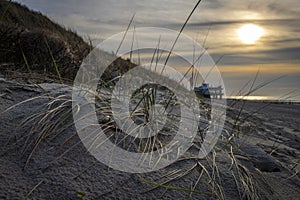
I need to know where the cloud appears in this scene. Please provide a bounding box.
[13,0,300,100]
[208,47,300,69]
[16,0,300,35]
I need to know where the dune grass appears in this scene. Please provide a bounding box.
[0,0,11,21]
[43,37,63,84]
[3,31,293,200]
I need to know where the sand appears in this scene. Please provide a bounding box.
[0,79,300,199]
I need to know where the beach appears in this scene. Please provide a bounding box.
[0,80,299,199]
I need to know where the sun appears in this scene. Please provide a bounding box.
[237,24,264,44]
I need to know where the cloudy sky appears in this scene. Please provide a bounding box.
[15,0,300,101]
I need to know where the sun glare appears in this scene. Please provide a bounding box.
[237,24,264,44]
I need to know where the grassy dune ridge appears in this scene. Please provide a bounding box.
[0,0,135,83]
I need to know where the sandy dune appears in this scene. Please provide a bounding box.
[0,79,300,199]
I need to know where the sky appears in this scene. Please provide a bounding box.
[14,0,300,101]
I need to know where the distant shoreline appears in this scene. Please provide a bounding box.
[226,98,300,105]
